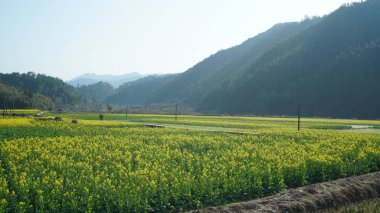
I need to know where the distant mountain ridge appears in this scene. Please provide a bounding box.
[67,72,143,88]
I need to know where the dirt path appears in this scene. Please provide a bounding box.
[145,123,259,135]
[191,172,380,213]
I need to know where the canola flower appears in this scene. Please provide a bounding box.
[0,117,379,212]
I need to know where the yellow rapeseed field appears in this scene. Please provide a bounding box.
[0,116,379,212]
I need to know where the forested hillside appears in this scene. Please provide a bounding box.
[200,0,380,119]
[150,18,321,105]
[0,72,81,109]
[0,83,53,109]
[106,18,320,107]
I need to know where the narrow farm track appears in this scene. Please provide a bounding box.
[143,122,260,135]
[191,172,380,213]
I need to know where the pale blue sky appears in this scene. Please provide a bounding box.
[0,0,358,80]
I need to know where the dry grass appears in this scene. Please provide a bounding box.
[192,172,380,213]
[323,198,380,213]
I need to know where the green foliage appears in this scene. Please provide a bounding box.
[106,103,113,112]
[0,83,53,110]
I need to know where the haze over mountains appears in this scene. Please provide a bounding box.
[67,72,143,88]
[1,0,379,119]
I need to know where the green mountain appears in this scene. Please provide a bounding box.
[0,72,82,109]
[201,0,380,119]
[151,18,321,106]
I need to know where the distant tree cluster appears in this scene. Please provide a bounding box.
[0,72,81,110]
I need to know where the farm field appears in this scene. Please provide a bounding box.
[53,112,380,131]
[0,113,379,212]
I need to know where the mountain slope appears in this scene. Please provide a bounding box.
[200,0,380,119]
[151,18,321,105]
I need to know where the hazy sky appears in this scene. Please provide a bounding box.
[0,0,358,80]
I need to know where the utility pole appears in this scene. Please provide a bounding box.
[175,104,178,121]
[2,97,5,118]
[297,100,301,131]
[98,103,103,120]
[11,96,14,116]
[125,105,128,119]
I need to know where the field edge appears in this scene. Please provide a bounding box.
[191,171,380,213]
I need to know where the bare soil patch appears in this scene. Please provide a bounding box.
[191,172,380,213]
